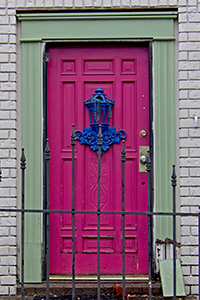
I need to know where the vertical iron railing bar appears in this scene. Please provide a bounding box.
[71,124,76,300]
[20,148,26,300]
[121,141,126,300]
[198,207,200,300]
[97,124,103,300]
[45,139,50,300]
[146,151,152,300]
[171,165,177,300]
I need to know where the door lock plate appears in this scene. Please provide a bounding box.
[139,146,149,173]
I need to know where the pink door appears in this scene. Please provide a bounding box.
[47,45,149,274]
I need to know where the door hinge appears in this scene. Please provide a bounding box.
[43,53,50,63]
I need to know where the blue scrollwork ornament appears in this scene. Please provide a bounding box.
[75,87,126,153]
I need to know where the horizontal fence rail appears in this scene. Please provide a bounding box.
[0,130,200,300]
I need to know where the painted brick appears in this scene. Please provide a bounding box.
[9,247,17,255]
[74,0,83,6]
[180,147,189,158]
[139,0,149,6]
[189,109,200,117]
[180,159,200,168]
[1,275,16,285]
[0,0,6,8]
[121,0,130,6]
[179,80,200,89]
[189,51,200,60]
[54,0,64,5]
[181,197,200,206]
[191,266,198,275]
[191,226,198,235]
[181,216,198,226]
[103,0,112,6]
[0,149,9,158]
[0,228,9,236]
[169,0,178,4]
[149,0,158,5]
[16,0,26,6]
[0,256,16,266]
[184,276,198,285]
[182,265,191,275]
[181,246,192,255]
[8,9,17,16]
[0,53,9,62]
[0,266,9,275]
[0,199,16,207]
[190,167,200,176]
[180,138,200,147]
[7,0,16,8]
[9,286,16,295]
[181,255,198,265]
[112,0,120,6]
[179,70,188,79]
[179,13,188,22]
[0,286,9,295]
[44,0,53,5]
[84,0,93,6]
[191,286,199,295]
[0,246,9,255]
[35,0,45,6]
[180,187,189,196]
[0,131,9,139]
[1,63,16,72]
[180,129,189,137]
[180,225,190,235]
[189,187,200,196]
[180,167,189,176]
[179,90,188,99]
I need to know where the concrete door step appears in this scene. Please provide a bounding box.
[0,296,198,300]
[16,280,162,297]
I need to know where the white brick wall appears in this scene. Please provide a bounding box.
[0,0,17,295]
[0,0,200,296]
[179,1,200,295]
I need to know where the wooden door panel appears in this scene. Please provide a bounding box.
[48,45,149,274]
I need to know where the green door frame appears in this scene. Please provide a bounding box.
[17,10,177,282]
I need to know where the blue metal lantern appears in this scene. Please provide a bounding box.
[75,87,126,152]
[84,87,114,134]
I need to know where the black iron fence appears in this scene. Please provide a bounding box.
[0,125,200,300]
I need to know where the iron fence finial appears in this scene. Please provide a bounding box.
[121,140,126,162]
[20,148,26,170]
[45,139,50,161]
[71,124,76,146]
[171,165,177,187]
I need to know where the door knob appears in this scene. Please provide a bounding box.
[140,155,147,165]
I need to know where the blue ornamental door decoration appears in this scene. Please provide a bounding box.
[75,87,126,152]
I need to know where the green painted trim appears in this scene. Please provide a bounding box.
[17,11,178,21]
[154,37,176,41]
[20,12,176,280]
[22,42,42,282]
[154,41,175,240]
[20,36,176,42]
[20,18,175,40]
[20,38,42,42]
